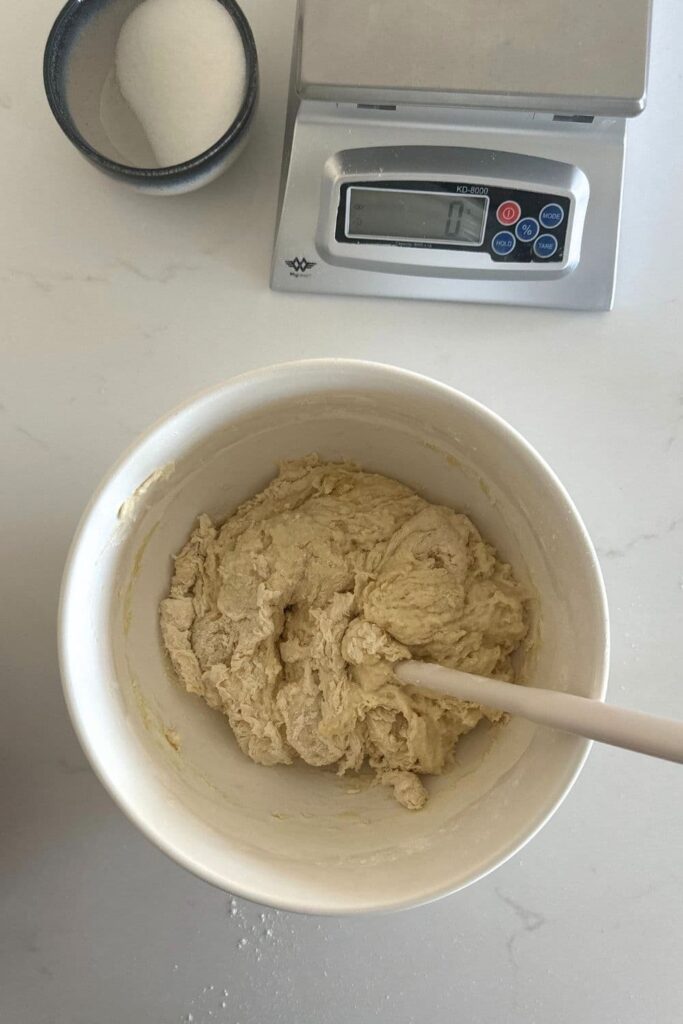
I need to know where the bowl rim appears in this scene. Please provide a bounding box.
[58,358,610,915]
[43,0,259,180]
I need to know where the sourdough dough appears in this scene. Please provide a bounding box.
[160,457,528,809]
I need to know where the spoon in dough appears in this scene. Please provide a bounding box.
[394,661,683,764]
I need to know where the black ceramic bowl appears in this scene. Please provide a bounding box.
[44,0,258,193]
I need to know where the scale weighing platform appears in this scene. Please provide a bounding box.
[271,0,652,310]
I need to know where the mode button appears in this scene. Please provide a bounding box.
[539,203,565,229]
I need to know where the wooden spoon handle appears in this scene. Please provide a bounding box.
[394,661,683,764]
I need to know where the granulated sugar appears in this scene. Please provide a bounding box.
[115,0,247,167]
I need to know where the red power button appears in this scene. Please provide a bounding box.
[497,201,521,226]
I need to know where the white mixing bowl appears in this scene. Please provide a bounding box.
[59,360,609,914]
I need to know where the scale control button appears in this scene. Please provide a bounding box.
[516,217,540,243]
[496,200,521,226]
[491,231,516,256]
[539,203,565,229]
[533,234,559,259]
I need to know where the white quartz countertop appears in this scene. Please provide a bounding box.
[1,1,682,1021]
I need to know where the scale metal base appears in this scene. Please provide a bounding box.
[272,0,651,311]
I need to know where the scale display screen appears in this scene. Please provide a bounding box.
[345,187,488,246]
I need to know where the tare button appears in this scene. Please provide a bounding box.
[533,234,559,259]
[496,201,521,226]
[515,217,540,242]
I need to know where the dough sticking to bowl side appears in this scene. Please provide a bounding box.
[159,457,529,809]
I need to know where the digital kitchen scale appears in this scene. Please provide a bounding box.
[271,0,652,310]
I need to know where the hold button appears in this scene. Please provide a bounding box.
[492,231,516,256]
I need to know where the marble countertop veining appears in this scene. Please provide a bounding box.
[1,1,682,1022]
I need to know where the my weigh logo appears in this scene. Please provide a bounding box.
[285,256,316,276]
